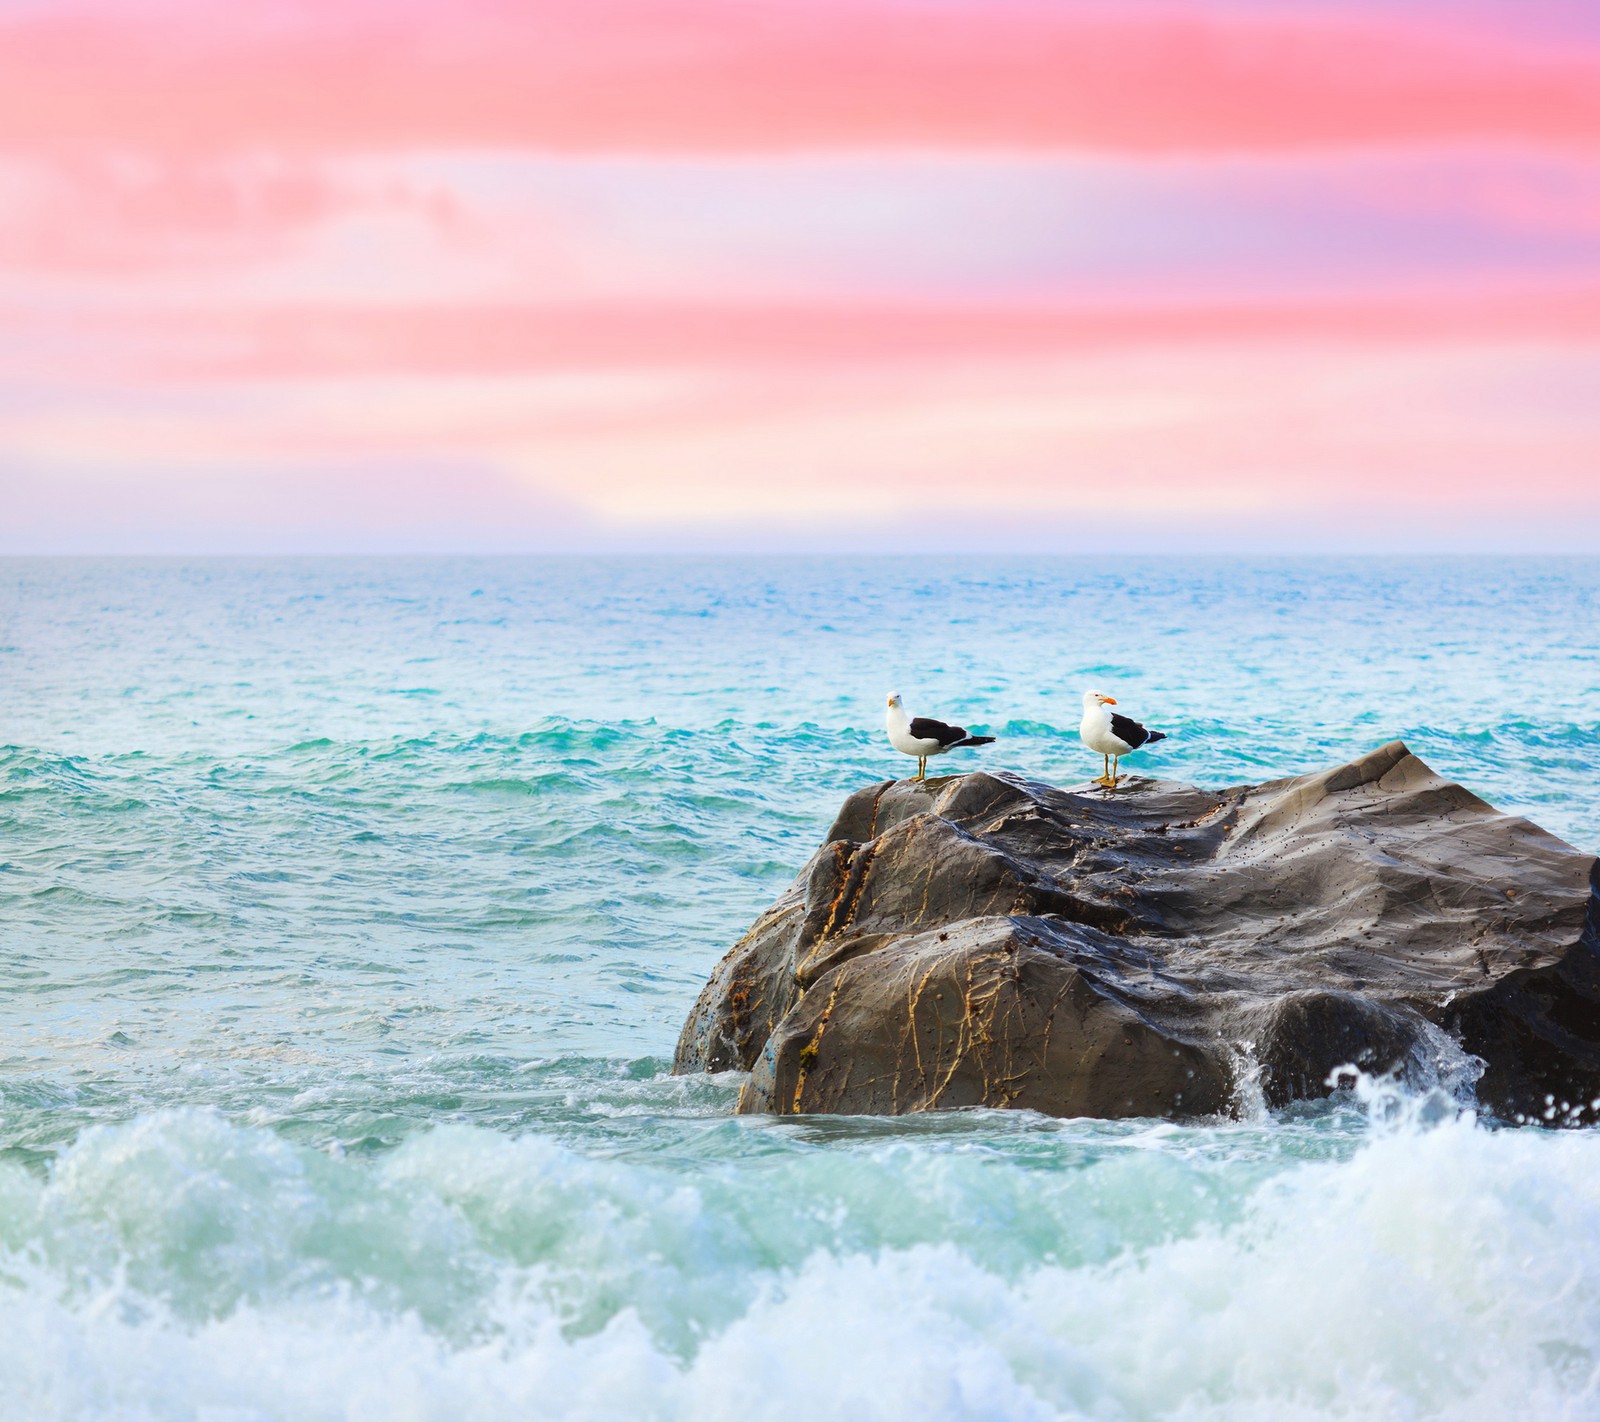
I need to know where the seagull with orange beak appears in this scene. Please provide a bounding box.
[1080,690,1167,788]
[885,693,995,781]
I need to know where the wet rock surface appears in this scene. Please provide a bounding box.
[674,742,1600,1123]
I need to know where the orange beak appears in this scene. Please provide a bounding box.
[1103,696,1118,705]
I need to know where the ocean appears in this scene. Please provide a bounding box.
[2,555,1598,1421]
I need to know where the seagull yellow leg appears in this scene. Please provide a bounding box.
[1111,755,1121,788]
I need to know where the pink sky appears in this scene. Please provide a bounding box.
[4,0,1600,551]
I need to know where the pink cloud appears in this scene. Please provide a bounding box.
[0,154,467,275]
[8,337,1600,553]
[3,2,1600,158]
[1329,155,1600,240]
[90,286,1600,384]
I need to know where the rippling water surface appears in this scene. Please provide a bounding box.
[2,556,1598,1420]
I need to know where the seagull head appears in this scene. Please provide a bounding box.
[1083,689,1117,707]
[886,692,902,709]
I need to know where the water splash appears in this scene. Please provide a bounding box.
[1,1100,1598,1419]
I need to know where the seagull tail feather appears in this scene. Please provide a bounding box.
[1146,731,1169,744]
[956,735,996,748]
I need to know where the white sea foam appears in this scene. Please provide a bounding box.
[1,1096,1597,1421]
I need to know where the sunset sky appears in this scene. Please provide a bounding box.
[4,0,1600,552]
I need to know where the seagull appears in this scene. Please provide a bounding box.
[885,693,995,781]
[1080,690,1167,789]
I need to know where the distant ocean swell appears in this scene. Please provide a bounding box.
[2,1091,1598,1422]
[6,713,1599,820]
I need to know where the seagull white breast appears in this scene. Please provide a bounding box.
[1080,701,1133,756]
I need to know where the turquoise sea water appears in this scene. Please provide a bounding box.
[2,556,1599,1421]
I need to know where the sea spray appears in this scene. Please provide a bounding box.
[1,1079,1599,1420]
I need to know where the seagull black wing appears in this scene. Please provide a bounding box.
[909,716,970,748]
[909,716,996,750]
[1110,712,1167,749]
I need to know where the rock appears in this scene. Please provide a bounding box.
[1247,990,1450,1108]
[673,742,1600,1124]
[738,915,1232,1119]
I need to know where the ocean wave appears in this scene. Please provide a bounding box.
[0,1096,1597,1420]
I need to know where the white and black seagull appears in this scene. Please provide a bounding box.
[885,693,995,781]
[1080,690,1167,789]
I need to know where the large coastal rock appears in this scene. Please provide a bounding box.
[674,743,1600,1124]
